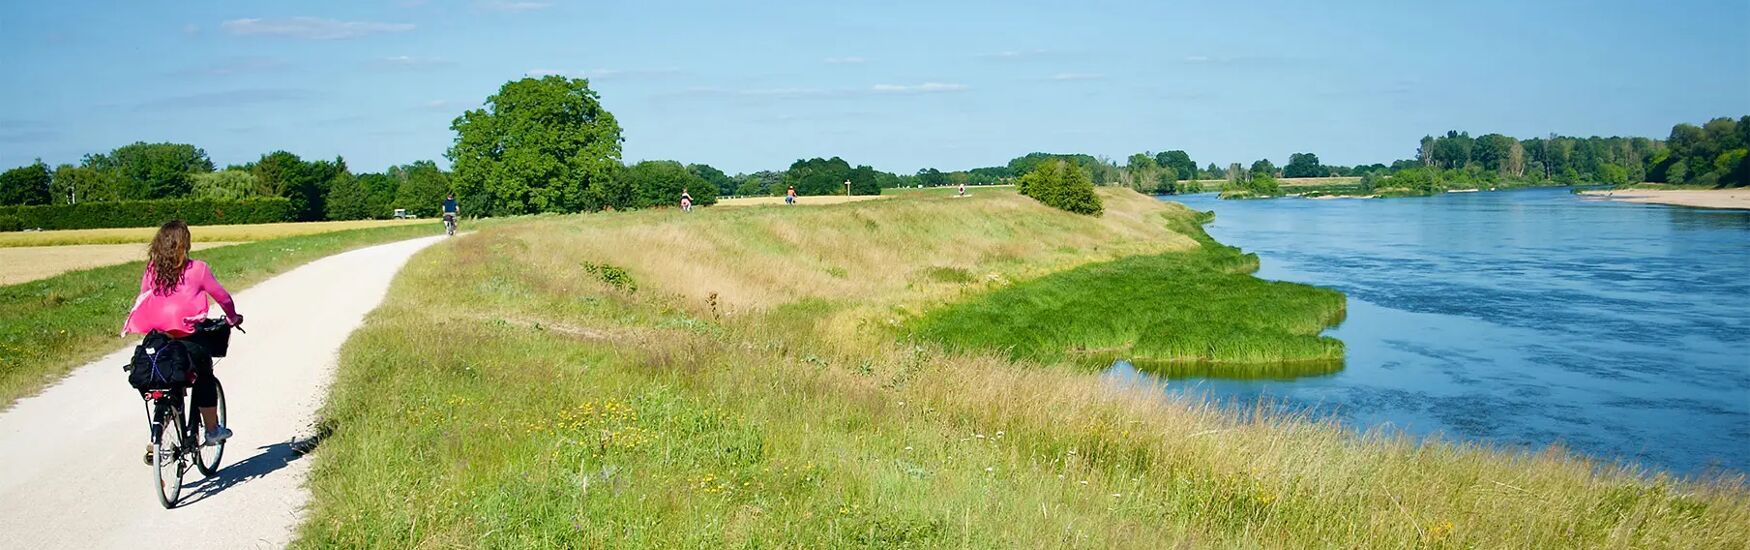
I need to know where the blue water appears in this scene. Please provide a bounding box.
[1112,188,1750,476]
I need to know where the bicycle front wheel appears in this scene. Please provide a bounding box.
[152,401,186,509]
[195,380,227,476]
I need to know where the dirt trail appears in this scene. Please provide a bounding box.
[0,235,444,549]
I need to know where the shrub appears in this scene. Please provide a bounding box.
[1378,167,1446,194]
[1017,160,1103,215]
[0,197,295,230]
[0,215,22,232]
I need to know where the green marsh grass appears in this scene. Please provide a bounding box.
[298,189,1749,548]
[909,214,1346,372]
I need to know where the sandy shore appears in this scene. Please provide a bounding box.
[1580,189,1750,210]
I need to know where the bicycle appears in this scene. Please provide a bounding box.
[443,213,457,236]
[126,318,238,509]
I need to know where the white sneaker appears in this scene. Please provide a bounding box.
[204,426,233,447]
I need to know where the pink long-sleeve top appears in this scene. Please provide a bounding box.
[123,259,238,336]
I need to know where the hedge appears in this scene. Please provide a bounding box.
[0,198,295,231]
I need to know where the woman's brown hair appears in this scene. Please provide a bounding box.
[147,220,192,294]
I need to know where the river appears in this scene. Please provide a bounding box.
[1112,187,1749,476]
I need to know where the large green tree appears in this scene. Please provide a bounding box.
[190,169,262,200]
[325,171,373,221]
[81,142,214,199]
[51,164,118,204]
[622,160,717,208]
[391,161,453,217]
[686,163,736,197]
[448,76,624,215]
[734,170,782,196]
[1283,153,1327,178]
[0,160,53,206]
[358,173,399,218]
[244,151,344,221]
[1153,150,1197,182]
[782,157,880,196]
[1250,158,1278,178]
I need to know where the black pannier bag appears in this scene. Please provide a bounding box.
[128,332,196,390]
[187,318,233,358]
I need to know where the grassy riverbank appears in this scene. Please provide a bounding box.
[299,188,1747,548]
[0,222,450,406]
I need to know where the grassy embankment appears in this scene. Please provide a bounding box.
[300,188,1746,548]
[0,220,451,406]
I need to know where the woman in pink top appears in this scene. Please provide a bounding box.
[124,220,243,456]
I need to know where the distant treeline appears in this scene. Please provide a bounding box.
[5,72,1741,225]
[0,144,456,224]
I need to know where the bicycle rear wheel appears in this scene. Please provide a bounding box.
[195,380,227,476]
[152,401,186,509]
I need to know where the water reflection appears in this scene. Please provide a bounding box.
[1115,188,1750,476]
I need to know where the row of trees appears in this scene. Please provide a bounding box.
[0,144,455,221]
[1410,117,1749,187]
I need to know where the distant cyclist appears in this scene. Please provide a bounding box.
[785,185,797,205]
[681,189,694,213]
[123,220,243,462]
[442,193,459,236]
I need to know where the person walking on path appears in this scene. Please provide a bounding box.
[785,186,797,205]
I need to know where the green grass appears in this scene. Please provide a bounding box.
[0,222,451,406]
[298,191,1748,548]
[908,215,1345,372]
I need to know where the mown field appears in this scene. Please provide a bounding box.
[0,221,454,406]
[299,188,1747,548]
[0,241,238,286]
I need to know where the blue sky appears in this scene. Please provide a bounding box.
[2,0,1746,174]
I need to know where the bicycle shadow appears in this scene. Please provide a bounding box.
[176,435,320,507]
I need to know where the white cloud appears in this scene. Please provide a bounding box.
[979,49,1048,59]
[422,99,456,110]
[181,23,200,36]
[134,88,314,111]
[1183,55,1211,63]
[684,87,834,99]
[676,82,969,101]
[170,56,290,77]
[823,56,866,65]
[221,17,415,40]
[375,56,456,69]
[526,67,680,79]
[478,1,553,12]
[1048,72,1105,81]
[870,82,968,94]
